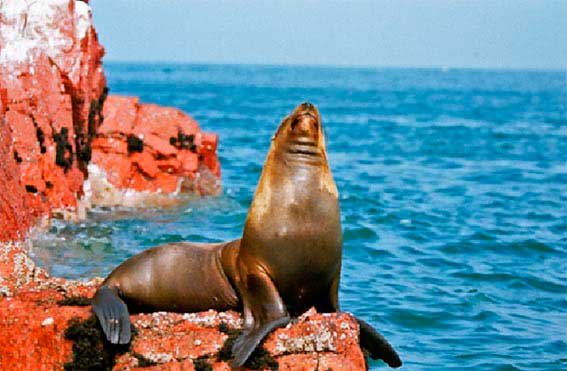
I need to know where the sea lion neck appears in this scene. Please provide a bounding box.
[243,103,339,231]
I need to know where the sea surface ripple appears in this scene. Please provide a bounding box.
[32,64,567,370]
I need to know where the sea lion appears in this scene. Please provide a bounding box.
[92,102,402,368]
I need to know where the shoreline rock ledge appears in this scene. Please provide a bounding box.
[0,1,368,370]
[0,254,366,371]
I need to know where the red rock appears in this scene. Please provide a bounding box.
[0,246,100,370]
[92,137,129,155]
[0,0,107,232]
[200,133,219,153]
[137,104,200,140]
[212,363,232,371]
[197,133,221,178]
[90,96,222,204]
[0,90,32,242]
[132,330,226,360]
[0,298,90,371]
[129,359,196,371]
[98,95,140,136]
[157,157,181,174]
[269,353,364,371]
[144,133,179,157]
[114,353,140,370]
[179,151,199,174]
[6,111,42,163]
[129,171,154,192]
[276,354,319,371]
[201,154,221,179]
[132,151,160,178]
[102,155,134,189]
[154,172,180,193]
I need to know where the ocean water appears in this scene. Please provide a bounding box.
[32,64,567,370]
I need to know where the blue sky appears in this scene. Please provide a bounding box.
[92,1,567,70]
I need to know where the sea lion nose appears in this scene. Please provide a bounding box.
[290,102,319,138]
[295,119,311,134]
[294,102,318,117]
[301,102,314,110]
[292,114,318,136]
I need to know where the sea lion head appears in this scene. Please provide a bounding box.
[271,102,327,167]
[247,102,338,221]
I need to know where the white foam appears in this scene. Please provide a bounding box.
[84,163,190,209]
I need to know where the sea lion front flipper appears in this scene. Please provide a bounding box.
[231,270,290,368]
[357,318,402,368]
[231,316,290,367]
[92,285,131,344]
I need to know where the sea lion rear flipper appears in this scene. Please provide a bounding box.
[92,285,131,344]
[357,318,402,368]
[231,270,290,368]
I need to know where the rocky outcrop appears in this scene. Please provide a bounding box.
[89,96,221,208]
[0,245,366,371]
[0,0,106,222]
[0,0,221,231]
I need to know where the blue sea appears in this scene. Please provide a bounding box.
[32,64,567,370]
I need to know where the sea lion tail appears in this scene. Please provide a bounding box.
[357,318,402,368]
[92,285,131,344]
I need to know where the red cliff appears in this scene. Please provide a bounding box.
[0,0,106,224]
[0,0,221,230]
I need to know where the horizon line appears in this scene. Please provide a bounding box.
[101,59,567,74]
